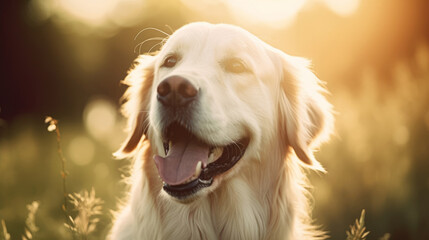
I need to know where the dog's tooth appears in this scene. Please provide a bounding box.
[195,161,202,176]
[208,147,223,164]
[208,153,214,164]
[215,148,223,159]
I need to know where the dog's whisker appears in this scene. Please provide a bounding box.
[164,25,174,35]
[134,27,171,41]
[134,37,166,55]
[148,41,164,54]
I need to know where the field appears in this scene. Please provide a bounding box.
[1,0,428,239]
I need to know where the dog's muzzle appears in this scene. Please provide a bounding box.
[153,78,250,200]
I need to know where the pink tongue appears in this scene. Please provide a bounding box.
[154,138,209,185]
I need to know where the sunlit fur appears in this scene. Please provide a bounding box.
[109,22,333,240]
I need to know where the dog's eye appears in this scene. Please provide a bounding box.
[162,55,178,68]
[223,58,250,74]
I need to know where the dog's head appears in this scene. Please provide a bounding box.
[115,22,333,202]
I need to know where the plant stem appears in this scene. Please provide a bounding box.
[55,126,68,213]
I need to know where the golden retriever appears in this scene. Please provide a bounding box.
[109,22,333,240]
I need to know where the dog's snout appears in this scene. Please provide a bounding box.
[157,76,198,106]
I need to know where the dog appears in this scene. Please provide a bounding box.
[109,22,333,240]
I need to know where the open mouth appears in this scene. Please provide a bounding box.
[153,122,249,200]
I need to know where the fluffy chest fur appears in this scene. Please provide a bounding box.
[110,142,315,240]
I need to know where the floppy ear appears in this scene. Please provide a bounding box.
[114,55,155,158]
[277,53,334,170]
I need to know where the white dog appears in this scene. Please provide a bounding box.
[109,22,333,240]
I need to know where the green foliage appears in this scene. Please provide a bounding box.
[46,117,103,240]
[45,116,69,214]
[1,201,39,240]
[346,210,370,240]
[1,220,11,240]
[378,233,391,240]
[65,189,103,239]
[346,210,390,240]
[22,201,40,240]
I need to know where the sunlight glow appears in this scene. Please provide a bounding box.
[181,0,361,27]
[321,0,360,16]
[29,0,361,35]
[224,0,308,27]
[83,98,117,141]
[58,0,117,26]
[83,98,127,151]
[29,0,148,35]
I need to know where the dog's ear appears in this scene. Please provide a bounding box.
[114,55,155,158]
[276,52,333,170]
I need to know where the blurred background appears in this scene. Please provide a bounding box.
[1,0,428,239]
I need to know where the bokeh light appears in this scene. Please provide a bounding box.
[83,98,117,142]
[28,0,362,34]
[216,0,308,27]
[67,135,95,166]
[321,0,360,16]
[181,0,360,28]
[28,0,149,35]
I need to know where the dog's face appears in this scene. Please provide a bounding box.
[116,22,333,202]
[149,23,279,200]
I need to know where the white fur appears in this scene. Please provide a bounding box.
[109,22,333,240]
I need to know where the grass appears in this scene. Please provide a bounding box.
[65,189,103,240]
[346,210,390,240]
[346,210,370,240]
[1,201,39,240]
[22,201,40,240]
[45,116,103,240]
[1,220,10,240]
[45,116,69,216]
[0,117,104,240]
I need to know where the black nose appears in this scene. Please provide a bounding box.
[157,76,198,107]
